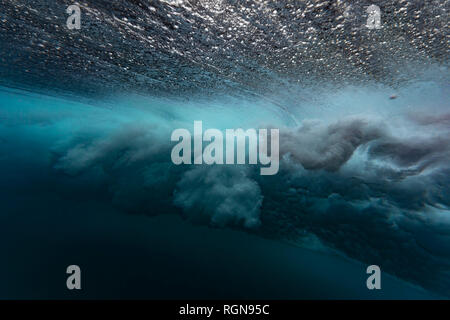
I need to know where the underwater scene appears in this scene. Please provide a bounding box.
[0,0,449,299]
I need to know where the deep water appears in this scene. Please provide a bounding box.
[0,77,448,298]
[0,0,449,299]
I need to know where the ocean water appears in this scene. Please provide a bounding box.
[0,0,449,299]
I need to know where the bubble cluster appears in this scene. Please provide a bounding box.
[0,0,448,98]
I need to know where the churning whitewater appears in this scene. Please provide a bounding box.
[0,0,448,298]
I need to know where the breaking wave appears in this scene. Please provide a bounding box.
[0,0,449,297]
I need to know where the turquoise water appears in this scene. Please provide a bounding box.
[0,0,449,299]
[0,77,448,298]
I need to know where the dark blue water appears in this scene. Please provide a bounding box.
[0,0,449,299]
